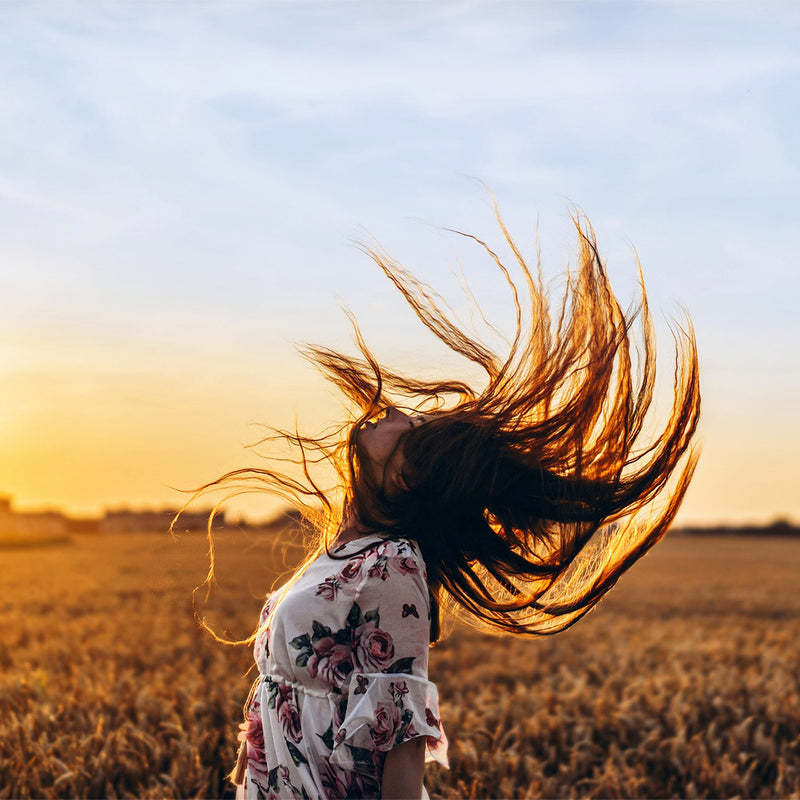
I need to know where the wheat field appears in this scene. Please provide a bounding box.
[1,530,798,799]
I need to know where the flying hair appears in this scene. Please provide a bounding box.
[180,203,700,641]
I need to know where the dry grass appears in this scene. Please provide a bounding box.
[1,531,798,799]
[0,530,72,549]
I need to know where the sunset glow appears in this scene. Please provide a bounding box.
[1,3,798,525]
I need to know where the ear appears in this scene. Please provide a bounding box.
[384,460,411,499]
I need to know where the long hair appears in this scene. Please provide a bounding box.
[195,206,700,639]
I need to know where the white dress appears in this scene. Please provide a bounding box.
[234,534,449,799]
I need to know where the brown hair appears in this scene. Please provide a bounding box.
[193,206,699,639]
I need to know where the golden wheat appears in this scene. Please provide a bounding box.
[0,532,798,799]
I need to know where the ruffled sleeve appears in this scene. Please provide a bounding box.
[329,539,449,773]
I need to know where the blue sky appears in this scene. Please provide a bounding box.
[1,1,798,523]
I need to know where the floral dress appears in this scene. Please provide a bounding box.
[235,534,449,799]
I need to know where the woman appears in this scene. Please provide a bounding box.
[204,208,700,799]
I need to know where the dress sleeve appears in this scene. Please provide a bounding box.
[329,539,449,773]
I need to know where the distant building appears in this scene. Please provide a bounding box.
[0,494,224,537]
[0,495,68,538]
[100,509,175,535]
[100,508,224,534]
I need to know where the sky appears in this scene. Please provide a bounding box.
[0,1,798,525]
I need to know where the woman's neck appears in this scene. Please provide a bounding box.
[334,509,378,545]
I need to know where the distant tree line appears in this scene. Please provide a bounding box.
[675,518,799,537]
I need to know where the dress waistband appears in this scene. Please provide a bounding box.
[259,672,340,700]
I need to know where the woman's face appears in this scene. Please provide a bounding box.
[357,406,428,495]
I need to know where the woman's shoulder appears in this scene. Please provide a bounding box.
[320,534,428,593]
[309,536,429,614]
[357,535,425,567]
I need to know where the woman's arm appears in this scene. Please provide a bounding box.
[381,736,426,799]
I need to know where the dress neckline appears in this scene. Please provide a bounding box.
[327,531,388,556]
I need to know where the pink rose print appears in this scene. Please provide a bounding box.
[370,700,401,751]
[425,707,441,729]
[397,556,418,574]
[367,559,389,581]
[275,684,303,743]
[307,636,354,687]
[319,759,349,798]
[315,576,339,601]
[238,702,268,778]
[354,622,395,671]
[336,552,366,586]
[390,680,409,700]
